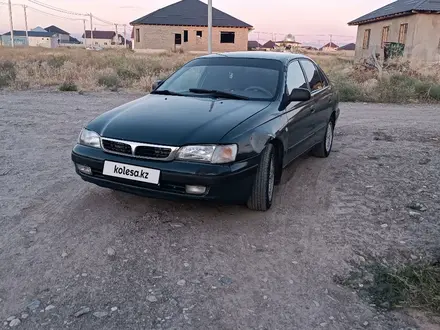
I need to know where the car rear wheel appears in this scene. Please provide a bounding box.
[312,119,334,158]
[247,144,275,211]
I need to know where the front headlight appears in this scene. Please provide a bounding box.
[177,144,237,164]
[78,128,101,148]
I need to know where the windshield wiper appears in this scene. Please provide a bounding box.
[150,89,185,96]
[188,88,249,100]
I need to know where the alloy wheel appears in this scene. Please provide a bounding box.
[268,155,275,202]
[325,122,333,153]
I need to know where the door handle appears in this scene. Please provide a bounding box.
[310,106,316,113]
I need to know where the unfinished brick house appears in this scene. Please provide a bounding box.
[348,0,440,64]
[130,0,253,52]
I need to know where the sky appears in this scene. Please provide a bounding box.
[0,0,393,47]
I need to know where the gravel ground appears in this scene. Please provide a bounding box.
[0,91,439,330]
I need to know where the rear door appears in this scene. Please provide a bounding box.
[299,59,333,144]
[283,60,316,165]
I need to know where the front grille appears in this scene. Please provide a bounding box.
[101,137,178,161]
[102,140,132,155]
[135,146,171,159]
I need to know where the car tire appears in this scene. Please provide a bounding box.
[312,119,334,158]
[247,144,276,211]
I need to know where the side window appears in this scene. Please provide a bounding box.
[317,67,329,87]
[300,60,325,92]
[286,61,308,95]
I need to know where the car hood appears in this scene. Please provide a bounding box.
[87,94,271,146]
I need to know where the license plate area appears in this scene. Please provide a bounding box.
[102,161,160,185]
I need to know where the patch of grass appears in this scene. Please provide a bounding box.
[369,263,440,313]
[0,60,16,88]
[429,85,440,100]
[47,55,68,69]
[414,81,432,99]
[341,262,440,314]
[331,75,366,102]
[98,74,120,90]
[374,74,419,103]
[116,67,142,81]
[59,81,78,92]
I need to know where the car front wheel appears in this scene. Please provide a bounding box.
[247,144,275,211]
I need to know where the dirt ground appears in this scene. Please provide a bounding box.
[0,91,439,330]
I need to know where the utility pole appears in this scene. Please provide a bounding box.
[83,19,87,48]
[23,5,29,46]
[8,0,14,47]
[123,24,127,48]
[208,0,212,54]
[115,24,118,45]
[89,13,94,48]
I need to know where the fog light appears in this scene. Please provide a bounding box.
[185,185,207,195]
[76,164,92,175]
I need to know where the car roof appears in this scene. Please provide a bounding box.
[200,51,309,64]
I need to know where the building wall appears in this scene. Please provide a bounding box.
[54,33,70,43]
[84,38,114,47]
[0,36,27,46]
[132,25,249,52]
[83,36,124,47]
[322,46,338,52]
[0,35,58,47]
[354,14,440,63]
[28,36,58,48]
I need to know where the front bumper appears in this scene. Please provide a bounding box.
[71,144,259,203]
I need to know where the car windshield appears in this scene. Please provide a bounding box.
[155,57,283,101]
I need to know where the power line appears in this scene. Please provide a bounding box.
[92,14,117,25]
[28,0,88,16]
[26,5,85,21]
[25,0,124,26]
[0,1,22,5]
[93,23,114,27]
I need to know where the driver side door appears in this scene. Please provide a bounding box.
[283,60,316,165]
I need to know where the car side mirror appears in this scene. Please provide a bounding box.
[152,79,164,90]
[289,88,311,102]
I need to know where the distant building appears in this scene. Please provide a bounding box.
[130,0,253,52]
[336,43,356,57]
[301,45,319,51]
[82,30,126,48]
[348,0,440,63]
[319,42,339,52]
[338,43,356,51]
[275,39,302,51]
[248,40,262,50]
[31,26,47,32]
[0,30,58,48]
[44,25,71,44]
[261,40,276,51]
